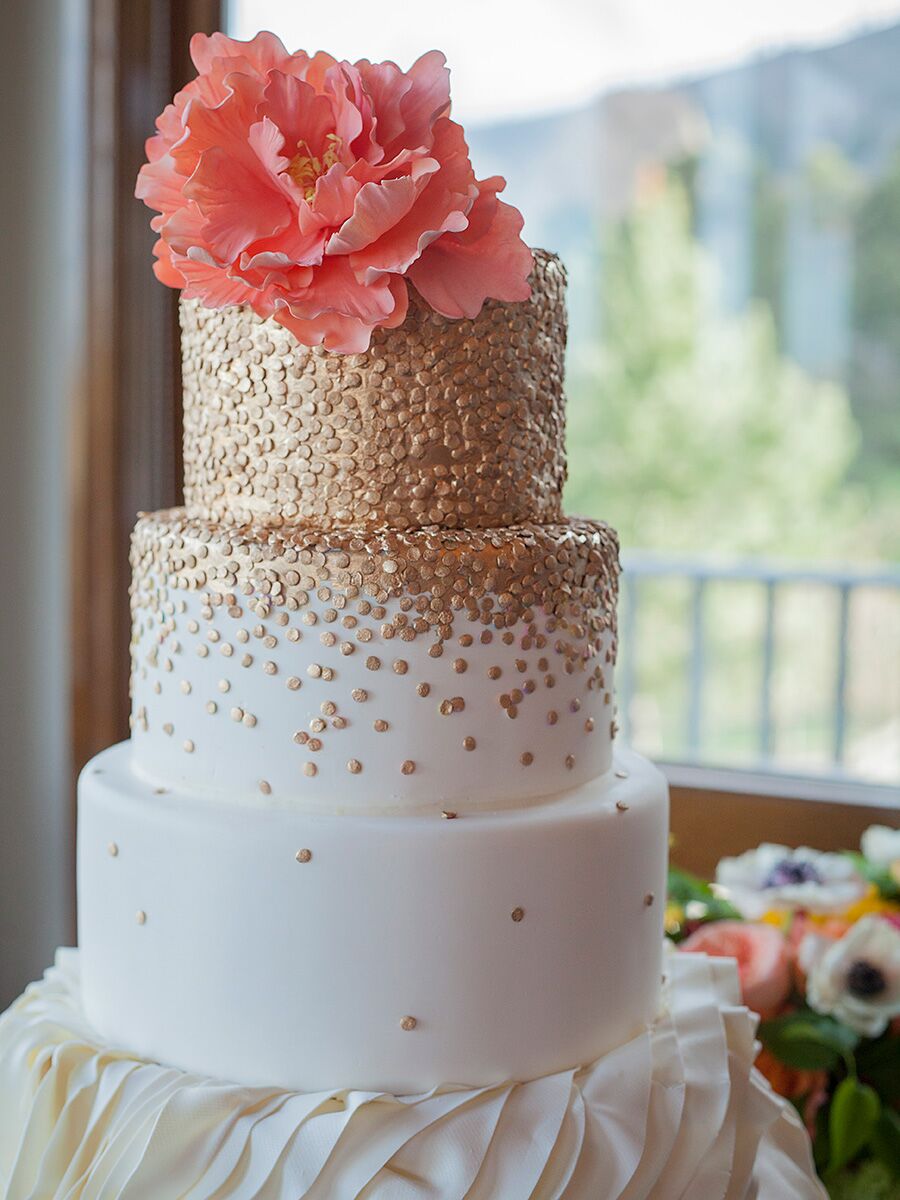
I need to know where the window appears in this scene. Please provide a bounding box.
[230,0,900,789]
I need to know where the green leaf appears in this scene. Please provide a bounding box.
[847,852,900,900]
[760,1010,860,1070]
[871,1108,900,1179]
[828,1077,882,1177]
[667,865,741,922]
[826,1159,900,1200]
[858,1034,900,1104]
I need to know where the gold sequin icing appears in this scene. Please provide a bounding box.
[130,511,618,644]
[180,251,567,532]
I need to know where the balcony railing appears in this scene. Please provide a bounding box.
[618,552,900,785]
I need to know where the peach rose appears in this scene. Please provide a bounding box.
[136,32,533,351]
[680,921,792,1018]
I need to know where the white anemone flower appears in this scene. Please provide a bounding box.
[801,916,900,1038]
[860,824,900,869]
[714,843,867,919]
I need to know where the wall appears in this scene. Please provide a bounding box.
[0,1,86,1005]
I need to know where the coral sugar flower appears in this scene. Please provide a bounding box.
[136,31,533,352]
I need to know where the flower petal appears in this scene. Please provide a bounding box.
[326,175,425,257]
[189,30,293,77]
[408,187,532,318]
[261,71,336,161]
[185,144,292,262]
[396,50,451,153]
[346,118,474,279]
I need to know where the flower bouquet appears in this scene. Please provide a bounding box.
[667,826,900,1198]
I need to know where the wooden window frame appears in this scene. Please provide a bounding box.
[71,0,221,784]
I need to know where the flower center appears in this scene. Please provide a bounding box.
[762,859,822,888]
[286,134,342,202]
[846,959,887,999]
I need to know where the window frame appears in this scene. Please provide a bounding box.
[71,0,222,785]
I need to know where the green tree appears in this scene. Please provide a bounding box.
[851,148,900,537]
[565,174,868,558]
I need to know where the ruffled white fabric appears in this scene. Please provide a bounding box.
[0,950,825,1200]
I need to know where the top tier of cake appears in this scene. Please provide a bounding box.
[181,250,567,531]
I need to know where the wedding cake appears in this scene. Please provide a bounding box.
[0,32,826,1198]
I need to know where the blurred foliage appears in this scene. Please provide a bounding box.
[827,1160,900,1200]
[851,149,900,548]
[565,173,873,559]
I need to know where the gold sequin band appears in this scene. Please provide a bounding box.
[131,510,619,644]
[180,250,567,533]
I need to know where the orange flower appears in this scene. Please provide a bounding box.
[680,921,792,1018]
[755,1047,827,1104]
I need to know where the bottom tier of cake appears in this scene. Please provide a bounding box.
[78,744,667,1094]
[0,950,825,1199]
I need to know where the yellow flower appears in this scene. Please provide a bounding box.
[842,884,900,924]
[665,903,684,936]
[760,910,791,931]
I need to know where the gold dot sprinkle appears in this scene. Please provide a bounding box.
[259,779,271,795]
[511,906,525,922]
[286,676,301,690]
[351,688,368,702]
[401,759,415,775]
[521,751,534,766]
[463,736,476,751]
[392,659,408,675]
[374,719,389,732]
[399,1015,417,1031]
[565,754,575,769]
[303,762,317,777]
[347,758,362,774]
[441,809,458,820]
[616,800,630,812]
[366,655,381,670]
[296,848,312,863]
[416,682,430,697]
[645,893,655,907]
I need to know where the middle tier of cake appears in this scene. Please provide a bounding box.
[130,511,619,809]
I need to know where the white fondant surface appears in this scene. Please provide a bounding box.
[78,744,667,1095]
[130,588,615,810]
[0,950,826,1199]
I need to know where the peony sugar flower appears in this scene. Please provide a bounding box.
[680,921,792,1017]
[714,843,867,920]
[800,915,900,1038]
[136,31,533,352]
